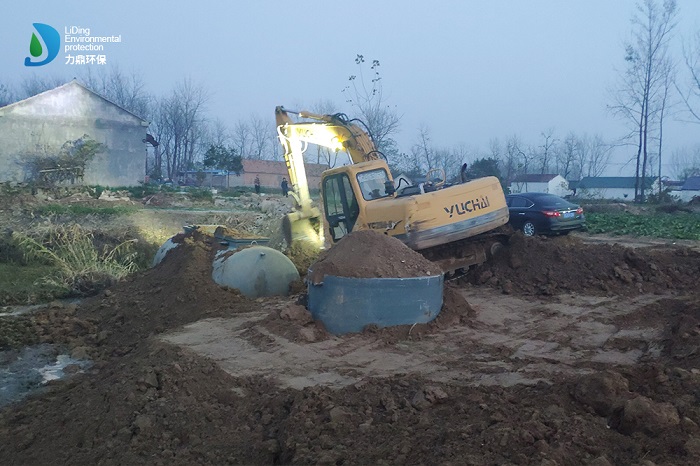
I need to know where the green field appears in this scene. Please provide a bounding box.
[585,212,700,240]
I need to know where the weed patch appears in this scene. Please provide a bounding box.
[10,226,140,300]
[30,204,136,216]
[0,264,65,305]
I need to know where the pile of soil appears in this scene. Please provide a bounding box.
[466,232,700,296]
[309,230,442,284]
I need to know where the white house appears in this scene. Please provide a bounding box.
[0,80,148,187]
[577,177,659,200]
[509,174,569,197]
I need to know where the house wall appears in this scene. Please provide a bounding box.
[679,190,700,202]
[0,83,147,187]
[510,182,549,194]
[548,176,570,197]
[229,172,290,189]
[578,187,636,200]
[230,160,326,191]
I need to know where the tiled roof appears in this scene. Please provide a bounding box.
[511,174,560,183]
[578,177,657,189]
[681,176,700,191]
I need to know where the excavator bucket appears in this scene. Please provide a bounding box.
[282,208,324,249]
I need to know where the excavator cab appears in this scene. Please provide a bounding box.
[321,163,398,242]
[320,161,401,244]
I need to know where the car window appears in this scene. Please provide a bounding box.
[535,194,571,207]
[510,197,531,208]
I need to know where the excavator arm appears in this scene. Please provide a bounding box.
[275,106,381,164]
[274,106,382,247]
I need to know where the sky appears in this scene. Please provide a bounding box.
[2,0,699,177]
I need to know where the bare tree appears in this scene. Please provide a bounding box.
[231,120,250,160]
[670,145,700,180]
[0,81,13,107]
[610,0,678,201]
[435,148,465,182]
[342,54,402,163]
[410,125,437,172]
[676,29,700,123]
[536,128,559,174]
[202,118,232,149]
[556,132,579,180]
[582,134,613,177]
[80,66,151,118]
[150,78,208,180]
[656,58,675,193]
[503,135,526,184]
[247,114,272,160]
[488,138,503,162]
[18,74,66,99]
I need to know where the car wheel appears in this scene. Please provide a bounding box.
[522,221,536,237]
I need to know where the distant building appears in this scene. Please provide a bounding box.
[577,176,659,200]
[0,80,148,187]
[176,159,330,191]
[232,159,328,191]
[176,169,231,188]
[509,174,570,197]
[679,176,700,202]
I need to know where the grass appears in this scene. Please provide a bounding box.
[18,226,139,295]
[0,225,143,305]
[187,188,214,203]
[0,263,66,305]
[31,204,137,216]
[586,212,700,240]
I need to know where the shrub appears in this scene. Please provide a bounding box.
[187,188,214,203]
[23,135,104,187]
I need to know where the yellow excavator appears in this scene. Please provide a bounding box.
[275,106,510,272]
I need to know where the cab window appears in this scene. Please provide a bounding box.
[357,169,390,201]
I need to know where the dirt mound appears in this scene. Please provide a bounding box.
[309,230,442,283]
[466,232,700,296]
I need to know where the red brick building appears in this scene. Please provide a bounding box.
[231,159,328,190]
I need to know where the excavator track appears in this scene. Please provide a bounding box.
[419,225,513,277]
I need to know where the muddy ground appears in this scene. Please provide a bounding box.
[1,193,700,465]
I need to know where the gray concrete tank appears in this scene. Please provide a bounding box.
[212,246,300,298]
[152,237,180,267]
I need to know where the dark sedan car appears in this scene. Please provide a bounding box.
[505,192,586,236]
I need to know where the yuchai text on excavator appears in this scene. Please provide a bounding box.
[275,106,510,273]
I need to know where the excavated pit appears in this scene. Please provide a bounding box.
[2,229,700,465]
